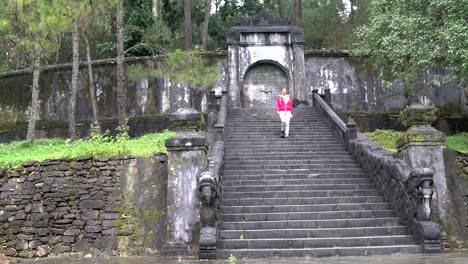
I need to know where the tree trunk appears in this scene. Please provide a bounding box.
[84,26,101,134]
[294,0,302,27]
[278,0,286,17]
[202,0,212,50]
[116,0,127,128]
[152,0,158,18]
[184,0,192,50]
[26,46,42,143]
[69,21,80,141]
[349,0,355,25]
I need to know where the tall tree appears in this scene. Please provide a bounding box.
[278,0,286,17]
[27,46,42,142]
[69,20,80,141]
[202,0,212,50]
[152,0,159,18]
[6,0,67,142]
[294,0,302,27]
[83,25,101,134]
[184,0,193,50]
[116,0,127,127]
[358,0,468,93]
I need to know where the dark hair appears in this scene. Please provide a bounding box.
[281,87,287,91]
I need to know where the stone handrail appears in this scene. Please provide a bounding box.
[198,91,227,259]
[309,90,442,253]
[311,90,355,148]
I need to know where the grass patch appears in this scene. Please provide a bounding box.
[365,129,468,153]
[445,132,468,153]
[0,129,176,169]
[364,129,405,153]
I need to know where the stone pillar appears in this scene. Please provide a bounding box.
[227,44,239,107]
[162,132,207,255]
[397,103,448,222]
[324,88,332,107]
[293,44,306,102]
[310,89,319,106]
[168,108,202,132]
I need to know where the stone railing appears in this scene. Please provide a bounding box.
[310,90,442,253]
[198,91,227,259]
[310,89,357,149]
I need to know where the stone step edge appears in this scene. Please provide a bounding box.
[220,209,394,216]
[220,217,399,225]
[218,235,413,242]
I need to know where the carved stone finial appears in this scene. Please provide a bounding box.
[398,103,439,128]
[237,10,292,26]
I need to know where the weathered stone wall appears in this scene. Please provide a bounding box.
[337,111,468,136]
[0,113,205,143]
[443,151,468,248]
[0,55,227,124]
[0,52,465,127]
[0,155,168,258]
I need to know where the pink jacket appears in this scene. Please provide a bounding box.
[276,95,293,115]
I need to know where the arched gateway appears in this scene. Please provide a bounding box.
[227,10,306,108]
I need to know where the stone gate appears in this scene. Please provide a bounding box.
[226,10,306,108]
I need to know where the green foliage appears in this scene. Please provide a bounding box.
[365,129,406,152]
[356,0,468,93]
[227,254,237,264]
[0,130,175,169]
[127,48,221,89]
[445,132,468,153]
[365,129,468,153]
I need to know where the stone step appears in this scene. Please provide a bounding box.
[225,149,348,155]
[219,210,396,222]
[225,125,329,129]
[223,168,365,176]
[222,178,372,186]
[222,173,369,181]
[220,203,390,214]
[219,226,409,239]
[218,235,415,249]
[225,144,345,151]
[222,189,380,199]
[223,164,360,171]
[216,245,422,259]
[222,196,386,206]
[223,183,374,193]
[224,154,354,161]
[219,217,401,230]
[224,137,342,143]
[223,159,356,165]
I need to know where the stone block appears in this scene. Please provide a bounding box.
[79,200,105,209]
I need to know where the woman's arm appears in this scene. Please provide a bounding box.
[289,95,294,115]
[276,96,281,113]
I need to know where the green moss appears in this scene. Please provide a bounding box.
[365,129,405,152]
[365,129,468,153]
[445,132,468,153]
[0,130,175,170]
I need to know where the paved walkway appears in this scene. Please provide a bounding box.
[10,252,468,264]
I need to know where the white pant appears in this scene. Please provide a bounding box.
[279,111,292,136]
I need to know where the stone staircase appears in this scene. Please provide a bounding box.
[216,107,422,258]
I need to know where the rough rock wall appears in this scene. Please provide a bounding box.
[0,53,464,125]
[0,155,167,258]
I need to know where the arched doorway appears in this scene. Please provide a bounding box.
[242,62,288,108]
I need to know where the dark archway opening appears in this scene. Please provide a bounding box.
[241,62,288,108]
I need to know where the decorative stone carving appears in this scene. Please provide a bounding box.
[199,141,224,259]
[227,10,305,108]
[237,10,292,26]
[397,103,448,222]
[313,94,442,253]
[163,132,208,254]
